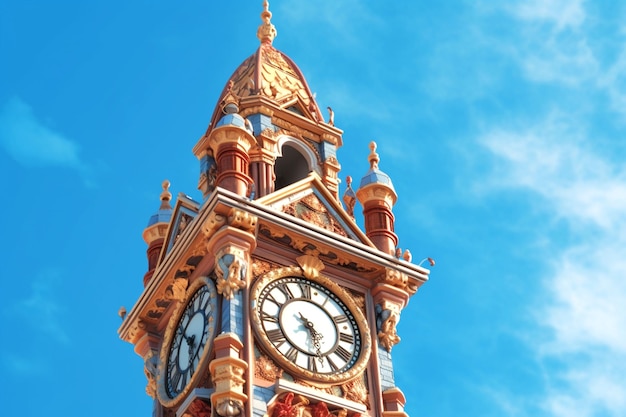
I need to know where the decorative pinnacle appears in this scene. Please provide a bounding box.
[368,141,380,170]
[257,0,277,44]
[160,180,172,210]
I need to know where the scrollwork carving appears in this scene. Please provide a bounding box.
[144,352,159,398]
[255,354,283,381]
[377,268,417,295]
[341,378,369,407]
[165,277,188,302]
[203,212,227,238]
[228,208,258,232]
[215,251,247,300]
[296,254,325,280]
[376,302,401,352]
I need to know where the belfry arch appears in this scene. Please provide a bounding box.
[274,136,319,190]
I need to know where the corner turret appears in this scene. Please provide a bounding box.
[142,180,172,286]
[356,142,398,255]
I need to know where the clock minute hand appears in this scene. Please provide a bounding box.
[298,312,324,361]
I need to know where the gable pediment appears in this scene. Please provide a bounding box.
[256,174,372,247]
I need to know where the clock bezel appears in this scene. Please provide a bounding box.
[156,276,219,408]
[250,266,371,384]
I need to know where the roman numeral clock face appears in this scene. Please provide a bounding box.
[157,277,218,407]
[251,275,371,383]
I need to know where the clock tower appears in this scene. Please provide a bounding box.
[118,3,431,417]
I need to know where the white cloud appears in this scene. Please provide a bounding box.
[508,0,586,30]
[0,96,86,171]
[477,113,626,416]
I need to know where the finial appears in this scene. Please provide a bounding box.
[368,141,380,170]
[160,180,172,210]
[222,80,240,114]
[342,175,356,218]
[257,1,277,44]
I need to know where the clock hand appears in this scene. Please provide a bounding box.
[298,312,324,361]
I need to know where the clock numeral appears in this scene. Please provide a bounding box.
[171,370,182,392]
[261,311,279,323]
[299,283,312,299]
[334,345,353,362]
[266,328,286,347]
[326,355,339,372]
[285,346,299,362]
[307,355,319,372]
[339,332,354,344]
[275,283,295,300]
[266,293,284,308]
[333,314,349,324]
[178,370,188,391]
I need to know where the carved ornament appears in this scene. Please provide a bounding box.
[215,248,248,300]
[255,354,283,381]
[258,225,375,273]
[377,268,418,295]
[375,301,402,352]
[203,212,227,238]
[165,277,188,302]
[296,254,325,280]
[210,349,248,417]
[228,208,258,233]
[269,392,361,417]
[341,378,369,408]
[252,258,276,277]
[283,193,348,238]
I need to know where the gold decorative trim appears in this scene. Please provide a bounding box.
[296,254,325,280]
[254,354,283,381]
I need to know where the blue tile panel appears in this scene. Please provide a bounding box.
[378,346,396,390]
[252,385,276,417]
[220,292,244,339]
[320,140,337,161]
[247,113,275,136]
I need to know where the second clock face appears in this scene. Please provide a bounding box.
[255,276,364,378]
[158,277,218,407]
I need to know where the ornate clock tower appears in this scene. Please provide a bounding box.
[118,3,430,417]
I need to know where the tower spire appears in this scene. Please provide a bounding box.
[257,0,277,44]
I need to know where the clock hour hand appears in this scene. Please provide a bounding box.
[298,312,324,360]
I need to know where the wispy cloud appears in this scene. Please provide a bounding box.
[507,0,586,30]
[1,268,70,376]
[477,112,626,416]
[0,96,88,172]
[10,268,70,345]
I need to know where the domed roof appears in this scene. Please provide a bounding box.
[207,3,323,130]
[359,142,397,194]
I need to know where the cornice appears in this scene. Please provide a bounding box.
[119,187,429,343]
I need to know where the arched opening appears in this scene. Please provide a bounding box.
[274,144,310,190]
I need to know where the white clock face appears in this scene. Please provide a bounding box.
[161,278,218,402]
[256,276,362,376]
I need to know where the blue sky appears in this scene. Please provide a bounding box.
[1,1,625,416]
